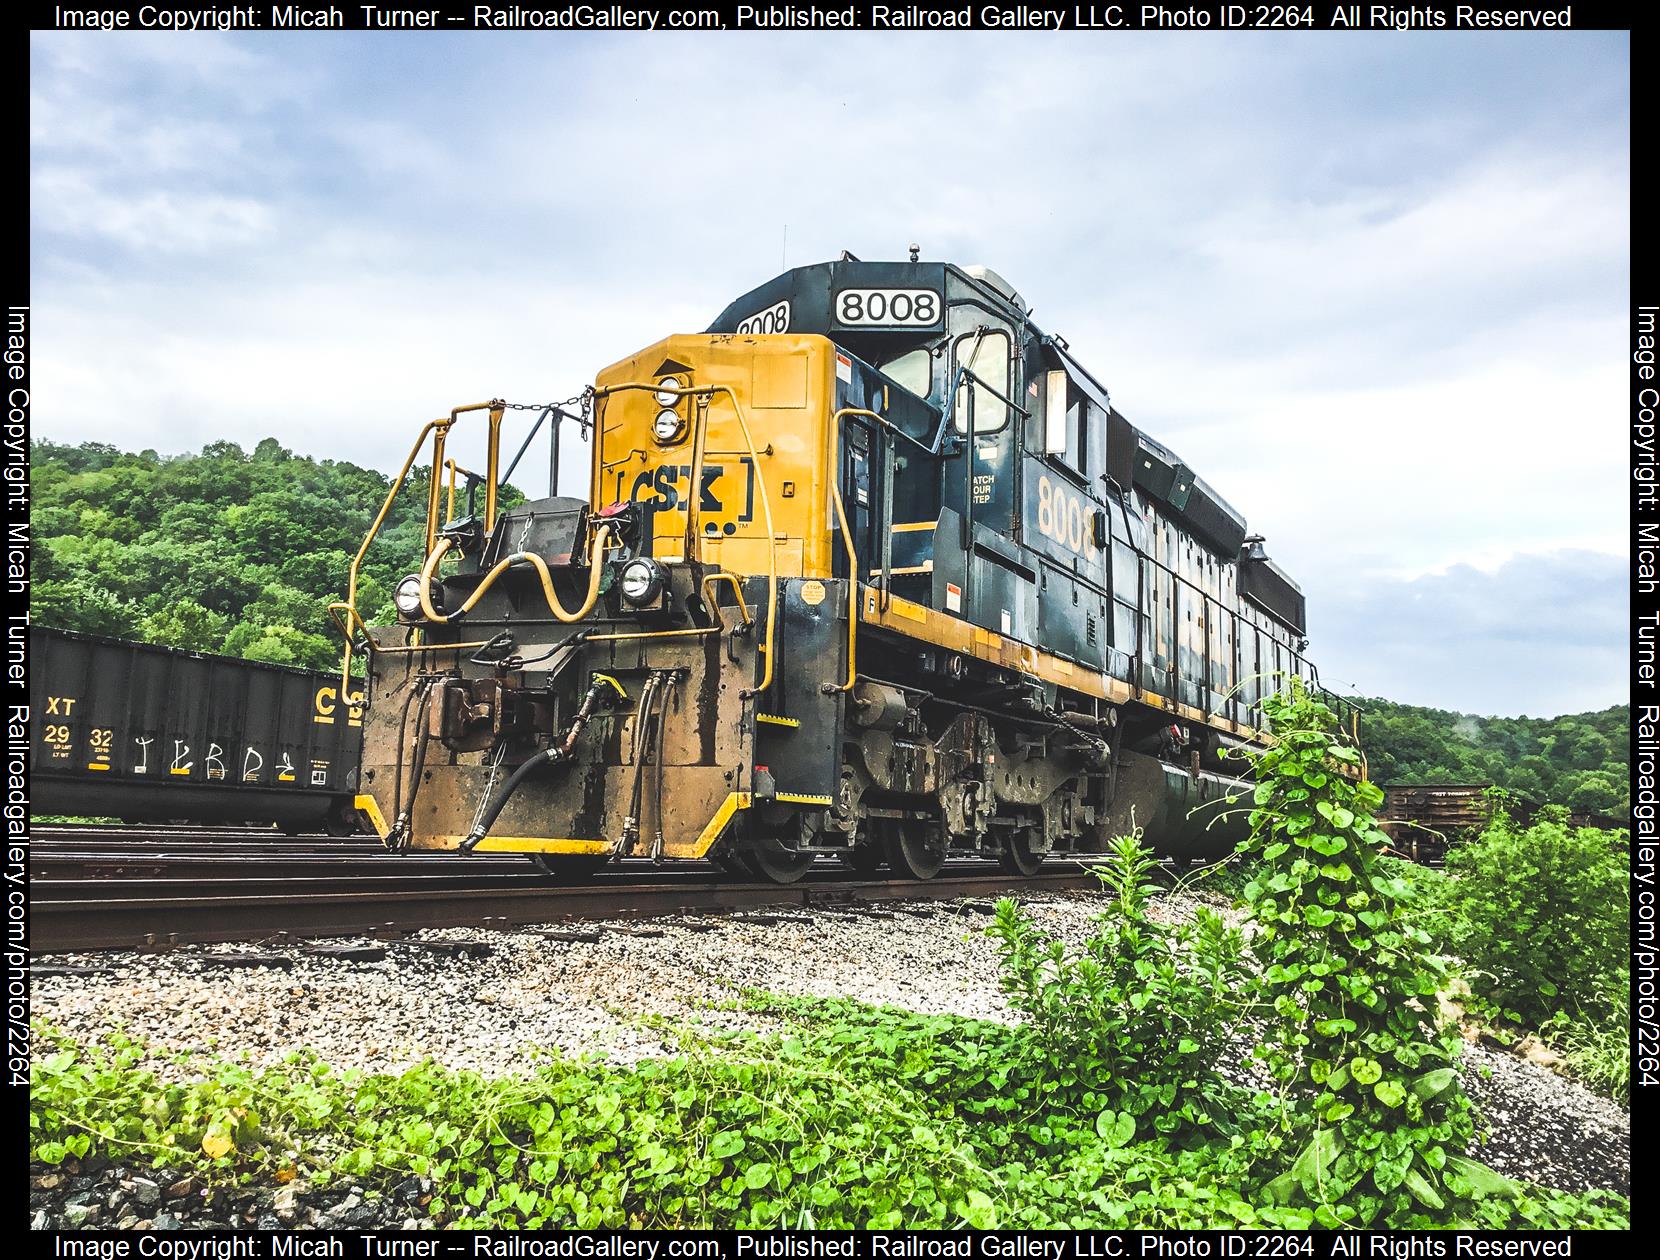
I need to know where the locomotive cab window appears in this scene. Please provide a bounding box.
[952,329,1011,434]
[879,347,932,399]
[1041,371,1089,478]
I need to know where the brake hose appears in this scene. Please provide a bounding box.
[388,679,438,851]
[619,672,664,856]
[648,672,680,862]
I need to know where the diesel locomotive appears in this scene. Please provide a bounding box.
[338,256,1327,882]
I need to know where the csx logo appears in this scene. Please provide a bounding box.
[314,686,365,728]
[623,459,757,537]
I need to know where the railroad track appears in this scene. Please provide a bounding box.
[30,823,373,843]
[32,825,382,857]
[32,849,539,881]
[29,826,1107,951]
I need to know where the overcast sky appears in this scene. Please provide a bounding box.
[30,31,1630,718]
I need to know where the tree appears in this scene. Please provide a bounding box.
[139,600,230,653]
[32,579,137,638]
[1356,696,1628,817]
[1444,807,1629,1025]
[1564,727,1611,772]
[222,622,338,671]
[1565,772,1623,816]
[276,549,354,598]
[244,583,330,639]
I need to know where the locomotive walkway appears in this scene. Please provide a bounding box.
[29,826,1102,951]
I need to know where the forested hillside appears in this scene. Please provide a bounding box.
[31,438,434,672]
[31,439,1629,813]
[1354,696,1627,816]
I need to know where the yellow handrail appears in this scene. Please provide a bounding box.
[827,408,888,693]
[586,627,721,643]
[425,424,448,555]
[328,601,495,662]
[700,572,753,632]
[444,458,480,526]
[683,394,711,557]
[339,416,444,694]
[336,400,509,694]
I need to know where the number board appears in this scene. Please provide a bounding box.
[735,300,791,335]
[1029,471,1104,562]
[832,289,941,328]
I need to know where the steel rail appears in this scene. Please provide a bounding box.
[32,854,528,876]
[30,825,377,841]
[31,868,1102,952]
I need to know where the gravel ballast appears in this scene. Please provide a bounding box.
[28,887,1630,1224]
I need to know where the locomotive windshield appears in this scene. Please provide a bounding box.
[877,346,932,397]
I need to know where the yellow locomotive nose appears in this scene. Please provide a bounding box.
[590,334,836,585]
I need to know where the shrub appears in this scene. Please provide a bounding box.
[30,1024,1002,1229]
[987,832,1254,1136]
[27,686,1633,1230]
[1442,807,1629,1028]
[1231,680,1479,1227]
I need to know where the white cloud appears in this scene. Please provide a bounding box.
[31,91,249,174]
[28,30,1631,716]
[1314,550,1628,717]
[33,167,276,253]
[31,29,312,103]
[1191,152,1627,321]
[34,269,708,491]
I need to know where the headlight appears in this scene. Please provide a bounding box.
[618,557,666,606]
[394,574,429,620]
[653,408,684,443]
[654,375,685,406]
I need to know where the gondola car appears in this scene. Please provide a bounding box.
[30,626,364,833]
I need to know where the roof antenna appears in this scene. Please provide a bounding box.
[908,243,920,262]
[781,224,787,271]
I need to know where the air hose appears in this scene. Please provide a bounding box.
[386,679,438,851]
[648,671,679,862]
[458,673,626,852]
[619,672,665,855]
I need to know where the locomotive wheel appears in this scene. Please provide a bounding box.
[526,854,609,880]
[883,817,945,880]
[742,848,817,884]
[997,831,1045,876]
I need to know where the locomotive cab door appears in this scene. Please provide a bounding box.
[940,304,1034,639]
[835,415,878,581]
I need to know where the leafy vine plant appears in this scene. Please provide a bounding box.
[1230,680,1517,1227]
